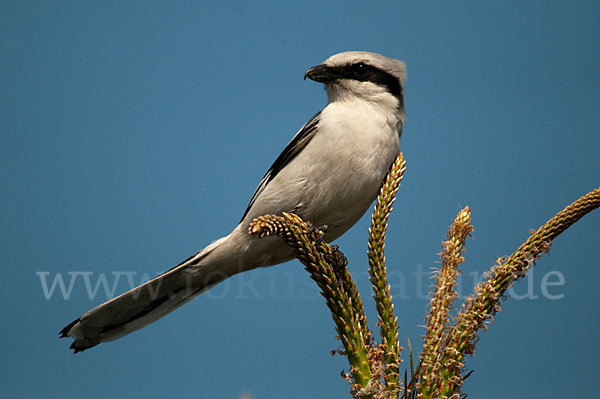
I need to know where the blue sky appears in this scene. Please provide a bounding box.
[2,1,599,398]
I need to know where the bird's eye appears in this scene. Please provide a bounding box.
[352,62,368,77]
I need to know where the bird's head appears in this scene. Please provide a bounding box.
[304,51,406,117]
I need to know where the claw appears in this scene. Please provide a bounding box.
[330,244,348,273]
[308,223,328,244]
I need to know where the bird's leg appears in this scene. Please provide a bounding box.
[308,223,328,244]
[330,244,348,273]
[306,222,347,272]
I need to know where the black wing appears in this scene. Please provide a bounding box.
[240,111,321,222]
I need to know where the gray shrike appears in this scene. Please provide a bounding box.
[61,51,407,352]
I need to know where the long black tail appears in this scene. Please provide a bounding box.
[59,249,221,353]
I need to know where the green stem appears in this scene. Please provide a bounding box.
[368,153,406,396]
[440,187,600,396]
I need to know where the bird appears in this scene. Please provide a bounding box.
[60,51,407,353]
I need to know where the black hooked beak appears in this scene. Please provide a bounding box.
[304,64,340,83]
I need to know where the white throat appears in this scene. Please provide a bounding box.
[325,80,405,125]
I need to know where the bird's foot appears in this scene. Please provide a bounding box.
[308,223,328,244]
[330,244,348,273]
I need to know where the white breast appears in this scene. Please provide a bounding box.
[229,96,402,269]
[251,98,400,232]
